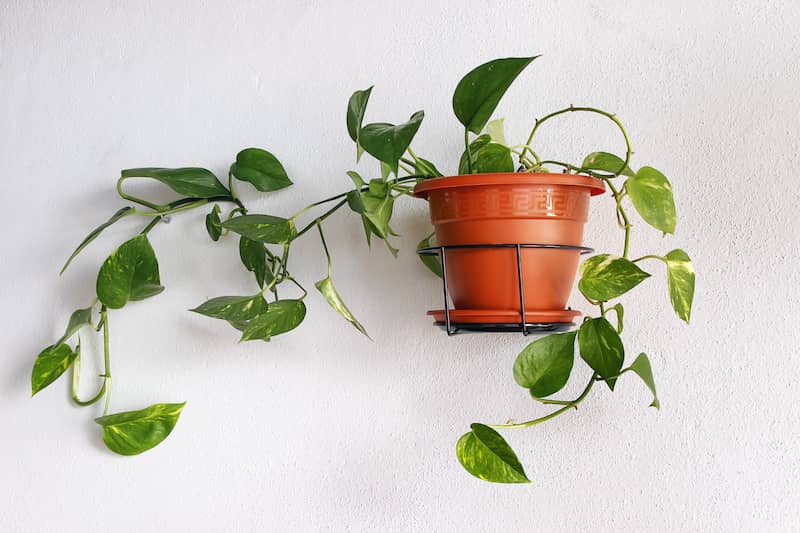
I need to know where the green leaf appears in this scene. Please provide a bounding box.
[473,142,514,174]
[578,317,625,390]
[230,148,292,192]
[60,207,135,274]
[628,353,659,409]
[626,166,677,234]
[412,156,443,178]
[452,56,539,134]
[205,204,222,241]
[31,344,76,396]
[360,111,424,175]
[240,299,306,342]
[346,86,373,161]
[581,152,634,177]
[578,254,650,302]
[416,234,443,278]
[55,306,94,346]
[121,168,229,198]
[346,171,366,188]
[222,214,297,244]
[190,294,268,322]
[95,402,185,456]
[360,191,396,240]
[456,423,530,484]
[665,249,695,323]
[607,303,624,334]
[513,331,576,397]
[486,118,506,145]
[96,235,164,309]
[458,134,491,175]
[315,276,369,338]
[238,237,270,288]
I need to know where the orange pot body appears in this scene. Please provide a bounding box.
[414,173,604,313]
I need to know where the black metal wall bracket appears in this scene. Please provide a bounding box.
[417,243,593,336]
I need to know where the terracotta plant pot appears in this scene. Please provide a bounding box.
[414,173,605,322]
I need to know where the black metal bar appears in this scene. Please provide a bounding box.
[440,246,454,336]
[417,243,593,256]
[515,244,528,336]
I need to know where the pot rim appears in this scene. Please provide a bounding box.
[413,172,605,199]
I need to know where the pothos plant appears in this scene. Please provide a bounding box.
[32,56,693,482]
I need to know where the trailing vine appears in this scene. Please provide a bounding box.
[31,56,693,484]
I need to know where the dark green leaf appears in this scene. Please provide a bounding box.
[416,234,443,278]
[346,190,366,214]
[665,249,694,323]
[60,207,135,274]
[222,214,297,244]
[238,237,270,288]
[456,423,530,484]
[513,331,576,397]
[413,156,443,178]
[346,86,373,161]
[315,276,369,338]
[458,134,491,175]
[473,142,514,173]
[628,353,659,409]
[121,168,229,198]
[190,294,268,321]
[578,317,624,390]
[55,306,93,346]
[578,254,650,302]
[360,111,424,175]
[581,152,634,177]
[95,402,185,456]
[31,344,76,396]
[626,166,677,234]
[230,148,292,192]
[205,204,222,241]
[96,235,164,309]
[452,56,539,134]
[240,299,306,342]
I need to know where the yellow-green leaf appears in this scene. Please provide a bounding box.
[315,276,369,338]
[628,353,659,409]
[578,317,624,390]
[95,402,185,456]
[665,249,695,323]
[456,423,530,484]
[626,166,677,234]
[578,254,650,302]
[96,235,164,309]
[31,344,76,396]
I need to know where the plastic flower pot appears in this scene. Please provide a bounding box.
[414,173,605,323]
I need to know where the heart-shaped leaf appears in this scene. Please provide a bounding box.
[473,142,514,174]
[95,402,185,456]
[581,152,634,177]
[513,331,576,397]
[61,207,135,274]
[240,299,306,342]
[55,306,94,346]
[578,254,650,302]
[456,423,530,484]
[31,343,76,396]
[628,353,659,409]
[121,168,230,198]
[360,111,424,175]
[458,134,491,174]
[238,237,271,288]
[205,204,222,241]
[315,276,369,338]
[486,118,506,145]
[346,86,373,161]
[416,234,443,278]
[190,294,268,322]
[452,56,538,134]
[626,166,677,234]
[230,148,292,192]
[222,214,297,244]
[96,235,164,309]
[665,249,695,323]
[578,317,624,390]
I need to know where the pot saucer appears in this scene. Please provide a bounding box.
[427,308,580,324]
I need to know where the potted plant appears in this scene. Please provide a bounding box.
[31,56,694,483]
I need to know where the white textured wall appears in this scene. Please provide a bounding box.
[2,1,799,531]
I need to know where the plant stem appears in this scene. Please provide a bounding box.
[316,221,332,276]
[294,198,348,238]
[140,217,162,235]
[464,129,473,173]
[489,373,597,430]
[100,306,111,416]
[70,338,107,407]
[633,254,666,263]
[116,177,163,211]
